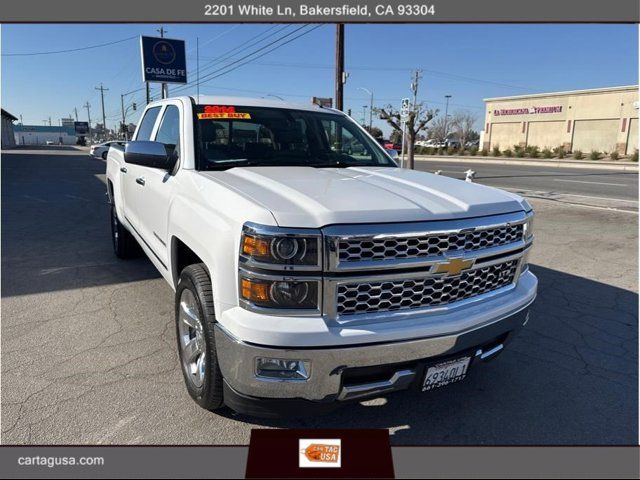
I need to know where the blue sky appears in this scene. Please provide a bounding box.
[2,23,638,134]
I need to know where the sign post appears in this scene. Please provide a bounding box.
[400,97,410,168]
[140,36,187,99]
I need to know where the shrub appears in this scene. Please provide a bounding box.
[492,145,501,156]
[457,148,466,156]
[527,146,540,158]
[446,146,456,155]
[589,150,600,160]
[481,149,489,156]
[503,148,513,157]
[573,150,584,160]
[515,147,526,158]
[542,148,553,158]
[436,147,444,156]
[554,146,566,159]
[469,146,479,156]
[609,151,619,161]
[632,149,639,162]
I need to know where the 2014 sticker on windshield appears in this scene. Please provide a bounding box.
[198,105,251,120]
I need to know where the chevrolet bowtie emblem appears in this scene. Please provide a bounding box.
[434,257,475,276]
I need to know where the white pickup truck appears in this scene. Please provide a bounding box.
[106,96,537,417]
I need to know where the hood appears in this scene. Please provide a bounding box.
[199,166,530,228]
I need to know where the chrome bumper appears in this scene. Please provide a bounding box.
[214,299,534,402]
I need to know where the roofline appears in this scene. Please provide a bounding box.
[484,85,639,102]
[1,108,18,121]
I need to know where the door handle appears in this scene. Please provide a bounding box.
[120,167,127,173]
[136,177,146,186]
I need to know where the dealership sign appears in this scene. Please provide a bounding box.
[74,121,89,135]
[494,105,563,116]
[140,36,187,84]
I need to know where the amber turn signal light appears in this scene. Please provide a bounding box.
[242,234,270,258]
[241,278,270,303]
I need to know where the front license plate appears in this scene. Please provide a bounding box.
[422,357,471,392]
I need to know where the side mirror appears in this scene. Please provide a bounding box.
[124,141,176,170]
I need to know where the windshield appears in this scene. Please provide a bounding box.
[194,105,397,170]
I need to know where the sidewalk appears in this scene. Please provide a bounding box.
[414,154,639,171]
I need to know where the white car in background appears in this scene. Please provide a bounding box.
[90,141,122,160]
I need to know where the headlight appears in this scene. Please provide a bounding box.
[239,274,320,310]
[240,223,322,270]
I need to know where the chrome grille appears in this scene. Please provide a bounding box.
[338,224,523,263]
[336,260,518,316]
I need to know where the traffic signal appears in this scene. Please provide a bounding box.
[132,103,137,111]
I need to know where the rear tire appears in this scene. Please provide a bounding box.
[175,263,224,411]
[110,204,139,259]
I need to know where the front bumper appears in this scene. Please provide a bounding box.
[215,285,535,408]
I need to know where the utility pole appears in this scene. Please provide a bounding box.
[443,94,452,142]
[362,105,368,126]
[334,23,345,112]
[196,36,200,103]
[73,107,78,121]
[19,114,23,125]
[95,83,109,134]
[84,101,92,140]
[48,117,52,126]
[157,27,169,99]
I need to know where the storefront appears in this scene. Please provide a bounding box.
[482,85,639,155]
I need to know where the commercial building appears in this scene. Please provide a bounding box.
[482,85,639,155]
[1,109,18,149]
[14,125,78,145]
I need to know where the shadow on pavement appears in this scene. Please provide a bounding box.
[1,150,160,298]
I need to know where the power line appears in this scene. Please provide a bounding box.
[231,59,531,91]
[192,25,292,80]
[173,25,322,95]
[2,35,137,56]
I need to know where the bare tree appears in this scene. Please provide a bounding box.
[451,111,478,148]
[376,103,437,169]
[427,116,449,143]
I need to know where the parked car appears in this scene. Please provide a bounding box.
[421,139,445,149]
[466,139,480,148]
[91,141,122,160]
[444,138,462,149]
[384,141,402,151]
[106,96,537,417]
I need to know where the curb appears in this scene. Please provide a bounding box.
[414,155,639,171]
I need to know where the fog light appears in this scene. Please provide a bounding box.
[256,357,310,381]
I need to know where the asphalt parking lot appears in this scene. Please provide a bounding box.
[2,147,637,445]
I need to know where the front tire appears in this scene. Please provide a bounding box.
[175,263,224,411]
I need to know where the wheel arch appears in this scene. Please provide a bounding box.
[171,236,211,289]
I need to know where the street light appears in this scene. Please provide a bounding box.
[357,87,373,129]
[444,95,452,142]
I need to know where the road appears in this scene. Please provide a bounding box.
[414,157,638,210]
[1,147,637,445]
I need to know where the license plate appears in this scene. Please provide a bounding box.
[422,357,471,391]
